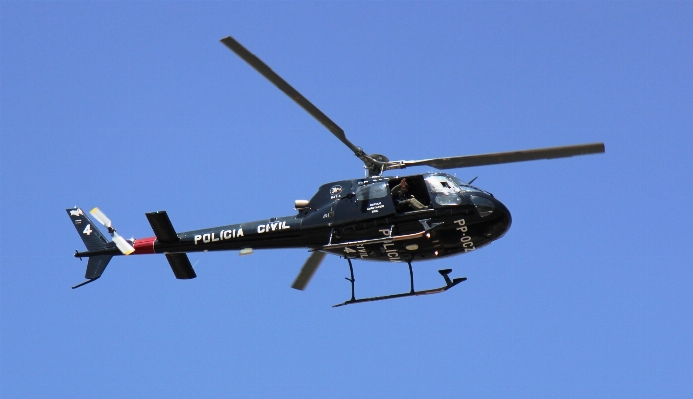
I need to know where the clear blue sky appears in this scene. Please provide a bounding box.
[2,2,692,398]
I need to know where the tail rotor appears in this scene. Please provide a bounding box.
[89,207,135,255]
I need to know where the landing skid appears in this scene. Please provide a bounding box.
[333,258,466,308]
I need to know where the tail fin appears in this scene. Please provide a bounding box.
[67,207,110,251]
[67,207,114,288]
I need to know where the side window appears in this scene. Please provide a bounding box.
[435,194,463,206]
[356,182,388,201]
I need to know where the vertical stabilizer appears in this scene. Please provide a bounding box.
[67,207,115,288]
[66,207,110,251]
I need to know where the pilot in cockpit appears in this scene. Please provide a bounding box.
[391,178,427,211]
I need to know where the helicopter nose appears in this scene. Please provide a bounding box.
[466,193,512,239]
[494,198,512,231]
[487,197,512,239]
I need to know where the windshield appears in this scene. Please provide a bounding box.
[425,175,461,194]
[425,175,464,206]
[448,175,488,194]
[470,195,495,217]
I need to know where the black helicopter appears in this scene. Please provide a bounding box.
[67,36,604,307]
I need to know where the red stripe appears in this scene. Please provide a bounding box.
[133,237,156,255]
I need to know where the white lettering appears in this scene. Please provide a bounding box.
[382,240,401,262]
[257,221,289,233]
[455,218,476,252]
[196,227,245,245]
[357,245,368,258]
[82,224,92,236]
[366,202,385,213]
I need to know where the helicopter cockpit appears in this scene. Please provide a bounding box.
[380,172,499,215]
[299,172,504,228]
[423,173,498,217]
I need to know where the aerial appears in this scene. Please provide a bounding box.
[2,2,692,398]
[66,35,604,307]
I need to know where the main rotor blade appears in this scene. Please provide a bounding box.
[291,251,327,291]
[394,142,605,170]
[220,36,364,156]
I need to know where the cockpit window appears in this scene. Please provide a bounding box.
[425,175,464,206]
[356,181,388,201]
[448,175,484,193]
[470,195,495,217]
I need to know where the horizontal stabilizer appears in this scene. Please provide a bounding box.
[146,211,194,279]
[165,253,197,279]
[145,211,179,243]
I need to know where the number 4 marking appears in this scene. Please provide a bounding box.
[83,224,92,235]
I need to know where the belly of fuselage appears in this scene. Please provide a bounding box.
[322,204,512,263]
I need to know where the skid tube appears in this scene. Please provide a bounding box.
[333,258,466,308]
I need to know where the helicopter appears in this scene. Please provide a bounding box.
[66,36,605,307]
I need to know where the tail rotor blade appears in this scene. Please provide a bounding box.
[89,207,135,255]
[112,234,135,255]
[292,251,327,291]
[90,207,112,229]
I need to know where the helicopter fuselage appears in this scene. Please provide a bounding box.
[76,173,512,263]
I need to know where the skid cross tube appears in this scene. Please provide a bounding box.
[334,260,467,307]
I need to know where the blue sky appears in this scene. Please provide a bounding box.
[2,2,692,398]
